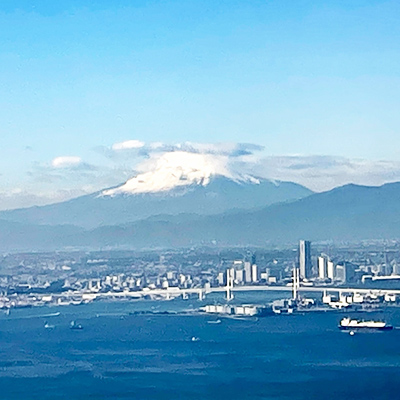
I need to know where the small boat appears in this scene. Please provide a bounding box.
[43,312,60,317]
[44,322,55,329]
[70,321,83,330]
[339,317,393,331]
[191,336,200,342]
[207,319,222,324]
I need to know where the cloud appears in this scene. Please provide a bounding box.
[101,140,400,192]
[112,140,145,151]
[0,187,102,210]
[5,139,400,210]
[51,156,82,169]
[106,140,264,158]
[241,155,400,192]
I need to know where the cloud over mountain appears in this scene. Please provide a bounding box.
[248,155,400,192]
[2,139,400,210]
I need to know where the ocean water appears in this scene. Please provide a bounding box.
[1,293,400,399]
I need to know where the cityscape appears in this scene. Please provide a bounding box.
[2,240,400,311]
[1,1,400,398]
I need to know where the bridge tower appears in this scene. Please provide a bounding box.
[292,264,300,301]
[226,268,234,301]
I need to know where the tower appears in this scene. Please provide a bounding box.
[318,255,328,280]
[299,240,312,279]
[226,268,234,301]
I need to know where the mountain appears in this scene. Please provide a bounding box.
[83,181,400,248]
[0,176,313,228]
[1,181,400,252]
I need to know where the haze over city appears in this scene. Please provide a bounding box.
[2,1,400,399]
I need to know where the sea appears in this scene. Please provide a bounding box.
[1,291,400,400]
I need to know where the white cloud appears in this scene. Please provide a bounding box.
[106,140,264,158]
[4,140,400,210]
[101,142,264,195]
[112,140,145,151]
[103,150,238,195]
[242,155,400,192]
[51,156,82,169]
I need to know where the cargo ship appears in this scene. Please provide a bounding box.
[339,317,393,331]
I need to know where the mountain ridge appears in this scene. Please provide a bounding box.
[1,181,400,251]
[0,175,313,228]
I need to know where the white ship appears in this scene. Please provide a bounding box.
[339,317,393,331]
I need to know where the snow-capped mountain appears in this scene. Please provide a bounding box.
[102,151,260,196]
[0,168,312,229]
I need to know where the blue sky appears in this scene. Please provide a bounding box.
[0,0,400,208]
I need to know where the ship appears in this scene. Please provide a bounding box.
[339,317,393,331]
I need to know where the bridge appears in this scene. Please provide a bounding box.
[62,284,400,303]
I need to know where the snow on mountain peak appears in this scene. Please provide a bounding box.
[102,151,259,196]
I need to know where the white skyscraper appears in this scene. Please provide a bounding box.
[327,260,335,280]
[244,261,252,283]
[251,264,258,283]
[299,240,312,279]
[318,256,328,279]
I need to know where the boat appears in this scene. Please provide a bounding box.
[339,317,393,331]
[44,322,55,329]
[70,321,83,330]
[207,319,222,324]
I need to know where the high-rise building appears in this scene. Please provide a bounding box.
[327,260,335,280]
[251,264,258,283]
[336,262,356,283]
[318,255,328,280]
[217,272,225,286]
[299,240,312,279]
[244,261,252,283]
[335,264,346,283]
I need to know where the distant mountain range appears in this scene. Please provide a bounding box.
[1,180,400,252]
[0,176,312,228]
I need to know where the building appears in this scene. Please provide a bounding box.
[244,262,252,283]
[336,262,356,284]
[299,240,312,279]
[217,272,225,286]
[318,255,328,280]
[327,260,335,280]
[251,264,258,283]
[235,269,244,283]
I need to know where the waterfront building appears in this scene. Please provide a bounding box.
[336,262,356,284]
[244,262,252,283]
[217,272,225,286]
[167,271,176,280]
[327,260,335,280]
[392,261,400,276]
[179,274,186,285]
[318,256,328,280]
[299,240,312,279]
[251,264,258,283]
[162,280,169,289]
[235,269,244,283]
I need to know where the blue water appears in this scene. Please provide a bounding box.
[1,294,400,399]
